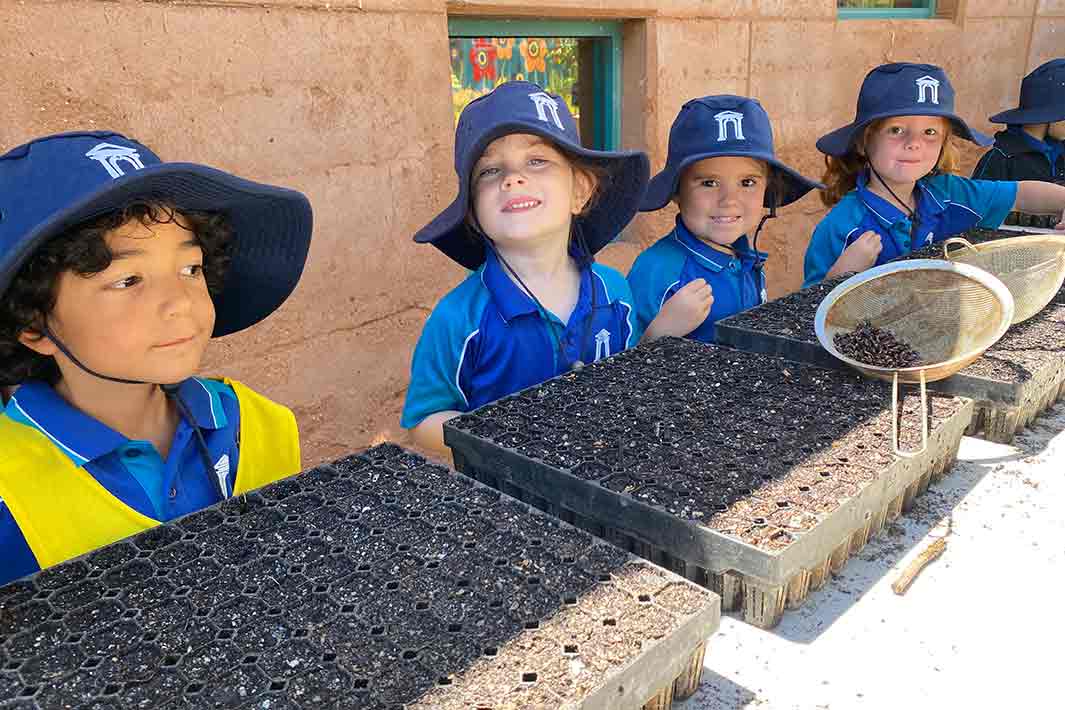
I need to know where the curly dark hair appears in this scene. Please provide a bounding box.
[0,202,232,385]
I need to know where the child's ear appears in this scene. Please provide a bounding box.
[570,167,599,215]
[17,327,58,357]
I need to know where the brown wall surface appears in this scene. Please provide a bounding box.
[2,0,1061,464]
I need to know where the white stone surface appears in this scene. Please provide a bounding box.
[690,405,1065,710]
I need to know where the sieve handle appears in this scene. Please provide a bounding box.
[892,370,929,458]
[942,237,978,260]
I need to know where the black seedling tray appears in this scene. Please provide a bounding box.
[444,338,971,628]
[0,445,720,710]
[716,228,1065,442]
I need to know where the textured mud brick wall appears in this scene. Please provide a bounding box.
[0,0,1053,465]
[1030,1,1065,69]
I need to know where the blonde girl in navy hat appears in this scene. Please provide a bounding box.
[402,81,649,457]
[629,95,822,343]
[804,62,1065,288]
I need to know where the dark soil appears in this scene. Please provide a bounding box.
[1004,212,1061,229]
[833,320,924,368]
[448,337,963,550]
[0,445,715,709]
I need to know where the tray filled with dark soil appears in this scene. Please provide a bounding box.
[716,228,1065,443]
[444,338,972,629]
[1003,212,1062,230]
[0,445,719,710]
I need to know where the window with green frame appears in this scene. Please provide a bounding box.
[447,18,622,151]
[838,1,936,19]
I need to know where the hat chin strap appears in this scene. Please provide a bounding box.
[751,194,778,254]
[40,326,229,501]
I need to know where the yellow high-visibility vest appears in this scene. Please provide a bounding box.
[0,378,300,570]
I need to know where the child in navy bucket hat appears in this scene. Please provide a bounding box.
[628,95,821,343]
[804,62,1065,288]
[0,131,312,584]
[973,58,1065,184]
[403,81,649,456]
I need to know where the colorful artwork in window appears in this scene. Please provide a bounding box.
[449,37,580,126]
[837,1,932,8]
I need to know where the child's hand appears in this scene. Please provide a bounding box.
[646,279,714,340]
[830,231,882,277]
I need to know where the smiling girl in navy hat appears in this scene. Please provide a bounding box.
[402,82,649,457]
[973,58,1065,184]
[629,95,822,343]
[804,62,1065,288]
[0,131,312,584]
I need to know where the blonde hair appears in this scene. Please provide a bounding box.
[820,118,962,208]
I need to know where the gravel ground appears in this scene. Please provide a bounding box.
[689,404,1065,710]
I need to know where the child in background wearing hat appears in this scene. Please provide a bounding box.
[629,96,821,342]
[973,59,1065,185]
[804,62,1065,288]
[0,132,312,584]
[402,82,649,457]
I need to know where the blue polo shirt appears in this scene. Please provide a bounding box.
[803,171,1018,287]
[0,377,242,584]
[627,217,768,343]
[401,248,640,429]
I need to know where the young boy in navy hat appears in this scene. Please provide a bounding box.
[0,131,313,584]
[973,58,1065,183]
[628,95,821,342]
[402,81,650,456]
[804,62,1065,288]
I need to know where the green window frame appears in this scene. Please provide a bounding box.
[838,1,936,19]
[447,17,623,151]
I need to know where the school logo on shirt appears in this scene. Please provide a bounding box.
[923,231,934,246]
[915,76,940,105]
[528,92,564,130]
[85,143,146,179]
[594,329,612,361]
[214,454,231,498]
[713,110,745,142]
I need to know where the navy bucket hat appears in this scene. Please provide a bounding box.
[0,131,313,337]
[989,58,1065,125]
[641,95,822,212]
[817,62,992,157]
[413,81,649,270]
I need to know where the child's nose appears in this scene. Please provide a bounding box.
[502,170,526,189]
[160,279,194,318]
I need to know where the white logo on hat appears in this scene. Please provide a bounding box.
[86,143,145,179]
[714,110,745,141]
[916,76,940,105]
[528,92,564,130]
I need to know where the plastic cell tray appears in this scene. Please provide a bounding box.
[444,338,972,629]
[0,444,720,710]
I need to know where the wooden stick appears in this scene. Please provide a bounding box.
[892,538,947,595]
